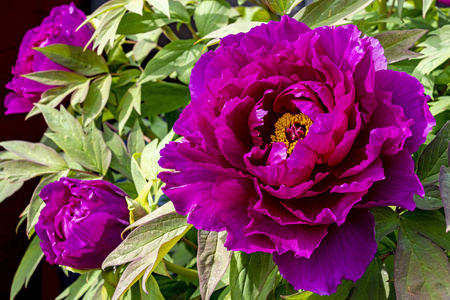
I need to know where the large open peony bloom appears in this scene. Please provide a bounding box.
[158,16,434,295]
[4,3,93,114]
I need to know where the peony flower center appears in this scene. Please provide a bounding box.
[271,112,312,154]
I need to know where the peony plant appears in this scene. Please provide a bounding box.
[1,0,450,300]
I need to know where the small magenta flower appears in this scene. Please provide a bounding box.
[158,16,435,295]
[35,178,129,270]
[4,3,93,114]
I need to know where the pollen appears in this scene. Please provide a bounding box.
[270,112,313,155]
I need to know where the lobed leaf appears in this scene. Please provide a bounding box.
[374,29,426,64]
[0,180,23,204]
[194,0,231,37]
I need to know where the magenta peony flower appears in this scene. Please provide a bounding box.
[4,3,93,114]
[35,178,129,270]
[158,16,435,295]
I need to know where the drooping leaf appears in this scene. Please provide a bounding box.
[0,160,62,183]
[294,0,373,28]
[55,271,102,300]
[10,236,43,300]
[103,124,133,179]
[374,29,427,64]
[146,0,170,18]
[0,180,23,204]
[90,7,127,55]
[125,0,144,15]
[82,74,112,125]
[35,44,109,76]
[139,40,203,84]
[198,230,232,300]
[371,207,399,242]
[21,70,88,86]
[229,252,277,300]
[141,82,190,117]
[194,0,231,37]
[395,218,450,299]
[118,84,142,133]
[39,105,111,175]
[417,121,450,180]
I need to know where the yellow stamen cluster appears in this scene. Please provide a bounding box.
[270,112,313,155]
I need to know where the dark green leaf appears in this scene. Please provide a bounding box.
[198,230,232,300]
[141,82,190,117]
[374,29,427,64]
[35,44,109,76]
[230,252,277,300]
[351,259,386,300]
[395,220,450,299]
[371,207,399,242]
[139,40,203,84]
[294,0,373,28]
[417,121,450,180]
[10,236,43,300]
[440,165,450,232]
[116,69,141,87]
[194,0,231,37]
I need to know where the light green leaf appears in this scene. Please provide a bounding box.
[39,105,111,174]
[198,230,232,300]
[141,81,190,117]
[374,29,427,64]
[35,44,109,76]
[117,11,172,35]
[0,180,23,204]
[131,153,147,193]
[423,0,433,18]
[417,121,450,180]
[428,97,450,116]
[78,0,126,29]
[168,0,190,23]
[139,40,203,84]
[10,236,43,300]
[125,201,175,232]
[128,120,146,155]
[395,219,450,299]
[70,79,91,107]
[103,125,132,179]
[0,160,62,183]
[194,0,231,37]
[264,0,296,15]
[92,7,127,55]
[0,141,67,170]
[230,252,277,300]
[147,0,170,18]
[22,70,88,86]
[141,275,165,300]
[294,0,373,28]
[56,271,102,300]
[125,0,144,15]
[82,74,112,125]
[197,21,262,43]
[118,84,142,133]
[116,69,141,87]
[371,207,399,242]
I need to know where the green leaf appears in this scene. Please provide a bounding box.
[40,105,111,175]
[139,40,203,84]
[102,212,191,300]
[413,25,450,80]
[264,0,296,15]
[118,84,142,133]
[395,219,450,299]
[168,0,190,23]
[35,44,109,76]
[116,69,141,87]
[10,236,43,300]
[351,259,386,300]
[422,0,433,18]
[282,280,353,299]
[70,79,91,107]
[56,271,101,300]
[0,141,67,170]
[0,160,62,183]
[194,0,231,37]
[103,124,132,179]
[142,275,165,300]
[0,180,23,204]
[131,153,147,193]
[78,0,126,28]
[82,74,112,125]
[128,120,145,155]
[371,207,399,243]
[95,8,128,55]
[417,121,450,180]
[374,29,427,64]
[440,166,450,232]
[125,201,175,232]
[22,70,88,86]
[117,11,172,35]
[197,21,262,43]
[230,252,277,300]
[294,0,373,28]
[428,97,450,116]
[146,0,170,18]
[141,82,190,117]
[125,0,144,15]
[26,171,68,235]
[198,230,232,300]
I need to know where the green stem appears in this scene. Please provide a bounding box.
[187,23,200,40]
[164,259,199,284]
[162,26,179,41]
[378,0,388,31]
